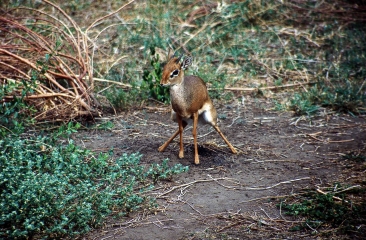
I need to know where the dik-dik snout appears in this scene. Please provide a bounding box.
[158,50,237,164]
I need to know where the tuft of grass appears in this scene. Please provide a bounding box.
[289,81,366,116]
[279,185,366,235]
[342,152,366,163]
[289,90,319,116]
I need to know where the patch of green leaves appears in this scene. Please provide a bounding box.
[289,91,319,116]
[102,69,140,110]
[289,80,366,115]
[342,152,366,163]
[52,121,81,139]
[141,46,170,103]
[0,133,188,239]
[273,100,286,111]
[145,159,189,182]
[279,187,366,234]
[94,121,114,130]
[0,76,38,137]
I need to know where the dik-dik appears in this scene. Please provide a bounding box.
[158,51,237,164]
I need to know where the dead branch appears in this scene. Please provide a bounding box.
[0,3,109,122]
[222,81,317,92]
[244,177,311,191]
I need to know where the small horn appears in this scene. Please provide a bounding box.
[176,54,184,63]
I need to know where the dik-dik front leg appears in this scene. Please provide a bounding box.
[158,116,187,155]
[177,114,185,158]
[192,112,200,164]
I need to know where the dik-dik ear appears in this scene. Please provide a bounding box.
[181,56,192,70]
[167,48,175,59]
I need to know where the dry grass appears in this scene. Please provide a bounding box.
[0,0,135,122]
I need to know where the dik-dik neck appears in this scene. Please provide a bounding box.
[169,76,192,117]
[170,77,187,102]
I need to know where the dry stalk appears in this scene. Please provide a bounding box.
[0,1,135,122]
[155,176,311,198]
[223,81,317,92]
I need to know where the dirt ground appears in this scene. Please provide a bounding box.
[79,97,365,240]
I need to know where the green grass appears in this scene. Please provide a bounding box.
[279,185,366,235]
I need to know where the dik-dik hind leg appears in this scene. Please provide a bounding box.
[192,112,200,164]
[158,118,187,153]
[213,125,238,154]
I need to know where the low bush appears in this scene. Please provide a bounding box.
[141,46,170,103]
[279,186,366,235]
[289,80,366,115]
[0,131,188,239]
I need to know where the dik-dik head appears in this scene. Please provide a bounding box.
[160,51,192,86]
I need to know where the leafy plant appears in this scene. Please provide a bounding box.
[273,100,286,111]
[145,159,189,182]
[289,91,319,116]
[289,81,366,116]
[342,152,366,163]
[317,80,366,114]
[94,121,115,130]
[52,121,82,139]
[279,187,366,234]
[101,68,141,110]
[0,134,188,239]
[0,71,38,137]
[141,46,170,103]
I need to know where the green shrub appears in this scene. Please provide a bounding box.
[289,90,319,116]
[101,68,141,110]
[146,159,189,182]
[280,188,366,234]
[141,46,170,103]
[342,152,366,163]
[289,81,366,116]
[0,133,188,239]
[0,76,37,137]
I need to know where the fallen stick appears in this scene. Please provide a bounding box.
[221,81,316,92]
[155,176,311,197]
[244,177,311,191]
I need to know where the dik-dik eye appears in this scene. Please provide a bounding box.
[170,69,179,78]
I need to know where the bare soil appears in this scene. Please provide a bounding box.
[80,97,365,240]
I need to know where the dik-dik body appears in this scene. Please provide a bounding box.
[158,51,237,164]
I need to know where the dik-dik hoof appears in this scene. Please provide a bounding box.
[158,145,166,152]
[194,156,200,165]
[178,151,184,158]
